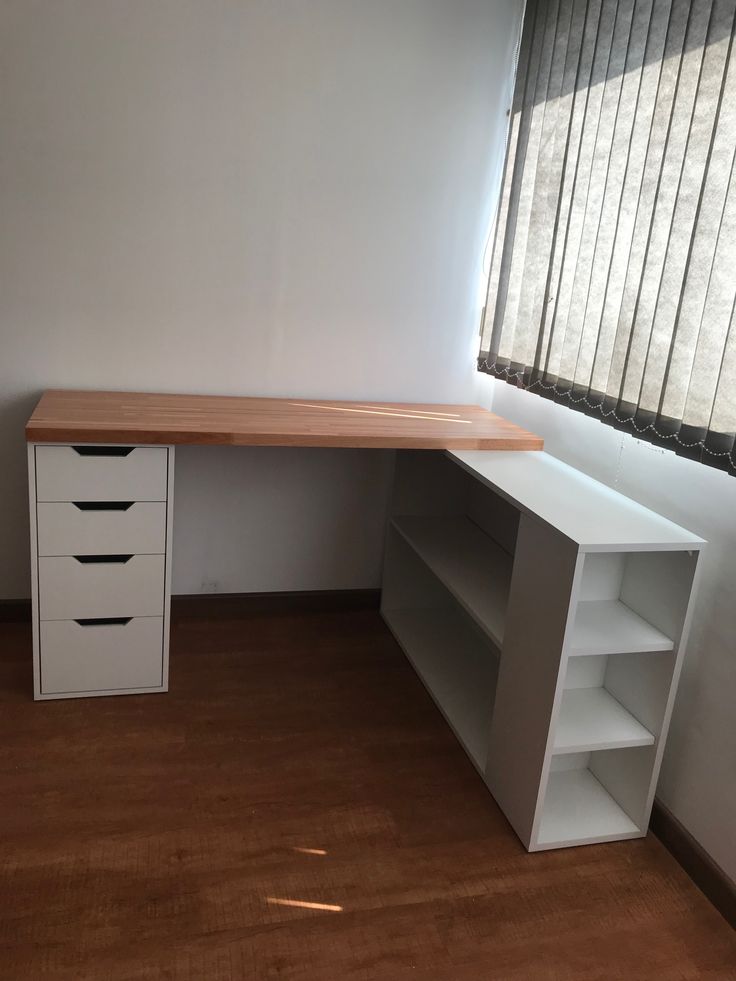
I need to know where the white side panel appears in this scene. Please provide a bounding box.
[39,554,165,620]
[161,447,174,693]
[578,552,625,600]
[28,445,41,700]
[563,655,607,689]
[485,515,581,848]
[604,651,674,737]
[550,752,591,772]
[37,502,166,556]
[589,746,657,830]
[40,617,164,695]
[620,549,698,642]
[35,445,168,502]
[638,550,704,825]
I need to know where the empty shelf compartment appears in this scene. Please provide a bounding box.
[391,515,511,647]
[383,606,497,772]
[553,687,654,754]
[568,599,674,657]
[536,768,640,849]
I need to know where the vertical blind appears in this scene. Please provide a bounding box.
[479,0,736,474]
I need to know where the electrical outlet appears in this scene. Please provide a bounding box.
[201,580,220,593]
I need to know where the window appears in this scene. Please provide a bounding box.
[479,0,736,474]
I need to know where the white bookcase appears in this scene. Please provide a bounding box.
[381,449,704,851]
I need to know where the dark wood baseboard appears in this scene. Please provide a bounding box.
[0,599,31,623]
[171,588,381,619]
[651,799,736,929]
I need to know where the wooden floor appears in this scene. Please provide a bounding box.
[0,611,734,981]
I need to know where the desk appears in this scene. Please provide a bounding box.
[25,388,541,701]
[25,389,703,852]
[26,389,544,449]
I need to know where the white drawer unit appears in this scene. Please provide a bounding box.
[40,617,164,696]
[28,443,174,700]
[37,502,167,556]
[35,445,168,502]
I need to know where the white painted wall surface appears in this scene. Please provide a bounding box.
[0,0,522,598]
[481,378,736,883]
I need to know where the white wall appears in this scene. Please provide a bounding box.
[482,378,736,883]
[0,0,522,598]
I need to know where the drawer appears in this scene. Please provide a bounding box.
[39,554,165,620]
[35,445,168,502]
[37,502,167,556]
[40,617,163,694]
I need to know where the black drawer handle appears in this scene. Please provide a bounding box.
[72,502,134,511]
[73,554,133,564]
[72,446,134,457]
[75,617,132,626]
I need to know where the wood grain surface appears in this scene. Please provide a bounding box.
[26,389,544,450]
[0,610,733,981]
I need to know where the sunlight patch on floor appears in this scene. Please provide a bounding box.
[266,897,343,912]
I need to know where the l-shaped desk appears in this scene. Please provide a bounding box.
[25,389,703,851]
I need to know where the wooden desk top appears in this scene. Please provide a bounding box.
[26,390,543,451]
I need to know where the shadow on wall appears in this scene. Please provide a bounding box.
[0,391,44,600]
